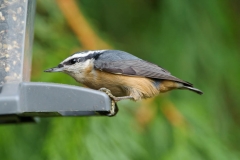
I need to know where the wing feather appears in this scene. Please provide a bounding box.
[94,59,192,86]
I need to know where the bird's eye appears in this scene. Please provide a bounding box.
[70,58,78,64]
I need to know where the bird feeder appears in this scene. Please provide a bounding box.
[0,0,111,124]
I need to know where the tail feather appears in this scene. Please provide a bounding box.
[181,85,203,95]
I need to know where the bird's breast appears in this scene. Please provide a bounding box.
[81,69,160,100]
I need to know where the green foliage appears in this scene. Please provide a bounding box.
[1,0,240,159]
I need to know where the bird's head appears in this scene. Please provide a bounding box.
[44,50,105,75]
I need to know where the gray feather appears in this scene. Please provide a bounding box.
[94,50,192,86]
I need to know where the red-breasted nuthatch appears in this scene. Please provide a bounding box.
[45,50,202,116]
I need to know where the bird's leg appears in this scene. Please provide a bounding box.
[99,88,134,102]
[99,88,134,116]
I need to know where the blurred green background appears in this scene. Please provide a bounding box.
[1,0,240,159]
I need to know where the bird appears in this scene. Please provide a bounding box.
[44,50,203,116]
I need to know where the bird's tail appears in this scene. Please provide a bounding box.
[181,85,203,95]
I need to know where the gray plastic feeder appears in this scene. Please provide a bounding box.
[0,82,112,124]
[0,0,111,124]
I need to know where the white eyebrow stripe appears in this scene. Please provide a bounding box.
[61,50,106,64]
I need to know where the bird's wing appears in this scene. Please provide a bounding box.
[94,59,192,86]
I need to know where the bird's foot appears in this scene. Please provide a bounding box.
[99,88,134,116]
[99,88,118,116]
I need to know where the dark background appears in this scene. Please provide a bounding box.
[0,0,240,159]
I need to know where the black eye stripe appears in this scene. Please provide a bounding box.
[70,58,78,64]
[63,58,79,65]
[63,52,103,65]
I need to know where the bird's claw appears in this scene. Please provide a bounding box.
[99,88,119,116]
[99,88,118,101]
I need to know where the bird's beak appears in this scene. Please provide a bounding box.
[44,64,64,72]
